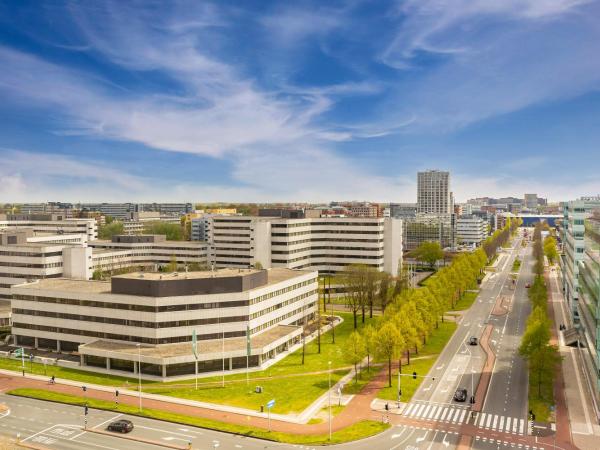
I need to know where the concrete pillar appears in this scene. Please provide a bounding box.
[106,358,111,371]
[34,337,39,349]
[229,358,232,371]
[162,365,167,378]
[134,361,138,374]
[56,341,61,353]
[80,354,85,366]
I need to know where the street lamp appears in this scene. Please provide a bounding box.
[136,343,142,412]
[328,361,332,441]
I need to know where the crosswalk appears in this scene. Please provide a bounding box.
[402,402,469,424]
[401,401,526,435]
[474,411,526,435]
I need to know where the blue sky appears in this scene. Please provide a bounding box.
[1,0,599,203]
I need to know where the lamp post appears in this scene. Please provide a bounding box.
[328,361,332,441]
[136,343,142,412]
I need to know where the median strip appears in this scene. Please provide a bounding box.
[472,324,495,412]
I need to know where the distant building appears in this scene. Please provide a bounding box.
[524,194,538,210]
[348,203,381,218]
[457,215,487,246]
[0,216,97,241]
[403,213,456,251]
[206,216,402,275]
[417,170,453,214]
[390,203,418,220]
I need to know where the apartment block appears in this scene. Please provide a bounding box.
[207,216,403,275]
[11,268,317,379]
[0,216,97,241]
[403,213,456,251]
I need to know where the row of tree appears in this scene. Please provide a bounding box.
[98,220,184,240]
[481,216,521,261]
[518,222,561,402]
[342,220,521,387]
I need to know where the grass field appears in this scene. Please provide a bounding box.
[376,321,458,403]
[0,356,142,387]
[143,312,377,413]
[453,291,479,311]
[8,388,389,445]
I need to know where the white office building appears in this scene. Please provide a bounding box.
[417,170,453,215]
[0,217,97,241]
[11,268,317,379]
[207,216,403,275]
[457,215,487,245]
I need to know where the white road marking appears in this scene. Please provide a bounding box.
[92,413,123,430]
[136,424,195,438]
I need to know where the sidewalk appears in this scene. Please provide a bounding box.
[546,269,600,450]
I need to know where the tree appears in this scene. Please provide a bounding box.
[166,255,178,272]
[344,331,366,383]
[98,221,124,239]
[143,222,184,241]
[411,241,444,270]
[362,324,377,372]
[376,321,403,387]
[543,236,558,265]
[340,265,370,329]
[378,272,392,313]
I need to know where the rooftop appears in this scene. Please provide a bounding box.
[79,324,299,361]
[12,267,314,296]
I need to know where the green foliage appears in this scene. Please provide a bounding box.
[98,221,124,239]
[544,236,558,265]
[410,241,444,269]
[482,218,522,261]
[344,331,366,383]
[143,221,184,240]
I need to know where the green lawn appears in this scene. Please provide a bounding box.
[143,312,378,413]
[0,356,142,387]
[453,291,478,311]
[8,388,389,445]
[377,321,458,403]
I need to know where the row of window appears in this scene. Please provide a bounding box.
[250,290,317,319]
[250,279,316,304]
[272,246,383,255]
[251,302,316,334]
[13,323,245,344]
[13,308,249,329]
[0,273,61,279]
[271,221,382,228]
[13,294,249,312]
[271,230,381,237]
[0,262,63,269]
[0,251,63,257]
[273,254,383,264]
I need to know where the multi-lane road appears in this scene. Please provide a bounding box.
[1,233,541,450]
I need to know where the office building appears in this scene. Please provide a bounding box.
[524,194,538,210]
[79,203,140,220]
[417,170,453,214]
[0,216,97,241]
[457,215,487,246]
[403,213,456,251]
[390,203,417,220]
[207,216,403,275]
[577,212,600,403]
[11,268,317,379]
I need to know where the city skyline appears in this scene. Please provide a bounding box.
[1,1,600,203]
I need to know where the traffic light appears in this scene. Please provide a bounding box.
[412,371,417,379]
[84,405,88,415]
[82,386,87,392]
[115,390,119,397]
[470,396,475,404]
[385,403,389,411]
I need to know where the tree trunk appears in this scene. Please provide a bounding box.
[367,354,370,372]
[353,311,357,329]
[388,358,392,387]
[361,305,365,324]
[369,300,373,319]
[407,349,410,365]
[355,363,358,383]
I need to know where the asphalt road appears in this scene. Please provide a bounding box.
[397,232,536,450]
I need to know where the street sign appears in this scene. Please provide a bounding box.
[266,399,275,409]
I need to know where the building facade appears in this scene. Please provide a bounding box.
[206,216,403,275]
[457,215,487,245]
[11,268,317,379]
[417,170,453,214]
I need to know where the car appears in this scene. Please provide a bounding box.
[525,283,531,288]
[468,336,478,346]
[107,419,134,433]
[453,388,468,402]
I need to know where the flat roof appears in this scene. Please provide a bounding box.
[13,267,315,295]
[79,324,299,359]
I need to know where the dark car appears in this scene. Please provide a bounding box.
[453,388,468,402]
[525,283,531,288]
[107,419,134,433]
[468,336,478,346]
